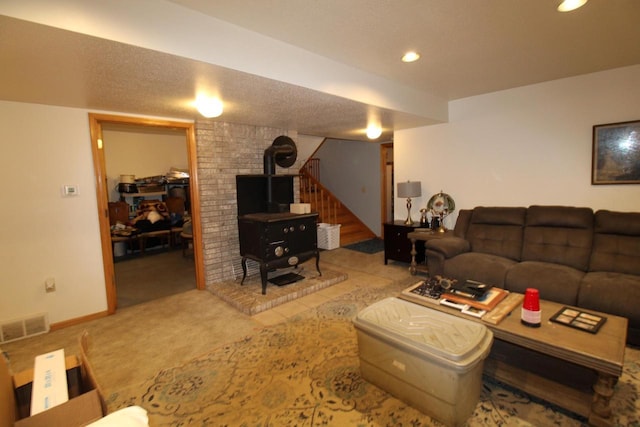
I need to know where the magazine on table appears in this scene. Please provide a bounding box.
[442,281,508,311]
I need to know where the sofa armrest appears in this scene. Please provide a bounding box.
[425,237,470,258]
[425,237,471,277]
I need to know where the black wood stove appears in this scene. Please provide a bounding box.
[236,136,321,294]
[238,212,320,294]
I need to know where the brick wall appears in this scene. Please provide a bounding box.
[194,120,300,286]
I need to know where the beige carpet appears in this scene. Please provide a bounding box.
[209,259,348,315]
[115,249,196,308]
[107,281,640,426]
[1,290,263,392]
[4,250,638,426]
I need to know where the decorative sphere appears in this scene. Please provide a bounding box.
[427,191,455,217]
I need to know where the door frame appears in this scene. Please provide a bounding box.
[88,113,205,314]
[380,142,394,236]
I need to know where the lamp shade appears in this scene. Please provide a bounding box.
[397,181,421,198]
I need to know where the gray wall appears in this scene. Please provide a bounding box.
[315,139,382,235]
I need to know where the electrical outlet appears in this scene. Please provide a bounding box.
[45,277,56,293]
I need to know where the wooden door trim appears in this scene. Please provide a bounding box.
[380,142,393,237]
[88,113,204,314]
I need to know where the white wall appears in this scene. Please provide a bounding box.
[0,101,107,324]
[296,134,324,165]
[395,65,640,229]
[315,139,382,234]
[103,127,188,202]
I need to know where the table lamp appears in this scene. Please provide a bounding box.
[397,181,421,225]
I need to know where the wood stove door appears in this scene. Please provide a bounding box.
[283,215,318,255]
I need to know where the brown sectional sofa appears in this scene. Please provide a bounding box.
[425,205,640,346]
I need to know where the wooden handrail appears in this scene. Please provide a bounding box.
[299,169,339,224]
[302,158,320,182]
[299,157,377,245]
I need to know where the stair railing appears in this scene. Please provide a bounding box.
[299,166,339,225]
[300,156,377,245]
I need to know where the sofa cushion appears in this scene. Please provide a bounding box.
[452,209,472,238]
[466,207,527,261]
[505,261,584,305]
[443,252,518,288]
[589,210,640,276]
[521,206,593,271]
[579,271,640,339]
[425,237,471,277]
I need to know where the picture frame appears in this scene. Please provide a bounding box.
[550,306,607,334]
[592,120,640,185]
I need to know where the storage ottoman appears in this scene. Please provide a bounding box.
[353,297,493,427]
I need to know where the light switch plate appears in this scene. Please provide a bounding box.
[62,184,79,197]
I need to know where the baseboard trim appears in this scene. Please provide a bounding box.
[50,310,110,331]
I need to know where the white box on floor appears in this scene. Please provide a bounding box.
[317,223,340,249]
[353,297,493,427]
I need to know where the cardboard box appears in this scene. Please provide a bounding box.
[0,332,105,427]
[290,203,311,214]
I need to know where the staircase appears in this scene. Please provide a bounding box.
[300,159,376,246]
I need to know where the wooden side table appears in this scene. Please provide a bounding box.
[407,229,453,275]
[383,221,425,265]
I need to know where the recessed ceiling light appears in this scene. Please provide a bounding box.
[402,51,420,63]
[557,0,588,12]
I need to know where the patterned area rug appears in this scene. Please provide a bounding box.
[108,282,640,426]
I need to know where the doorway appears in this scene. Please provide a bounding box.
[380,142,394,235]
[89,113,204,314]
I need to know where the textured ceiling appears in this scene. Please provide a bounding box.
[1,0,639,141]
[172,0,640,100]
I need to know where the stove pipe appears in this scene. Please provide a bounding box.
[263,144,295,175]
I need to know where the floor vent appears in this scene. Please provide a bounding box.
[0,313,49,344]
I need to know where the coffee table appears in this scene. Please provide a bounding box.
[399,289,627,427]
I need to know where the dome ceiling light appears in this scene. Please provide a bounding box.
[401,51,420,63]
[366,124,382,140]
[195,93,224,118]
[557,0,588,12]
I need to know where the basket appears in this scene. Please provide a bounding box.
[317,223,341,250]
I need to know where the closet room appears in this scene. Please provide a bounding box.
[103,123,195,308]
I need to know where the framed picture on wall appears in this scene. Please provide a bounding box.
[592,120,640,185]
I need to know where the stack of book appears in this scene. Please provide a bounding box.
[402,279,509,318]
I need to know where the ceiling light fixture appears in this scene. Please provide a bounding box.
[366,124,382,140]
[401,51,420,63]
[557,0,588,12]
[195,94,223,118]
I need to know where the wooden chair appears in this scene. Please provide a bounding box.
[181,220,194,257]
[108,201,129,225]
[108,201,135,256]
[165,196,186,247]
[139,229,171,254]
